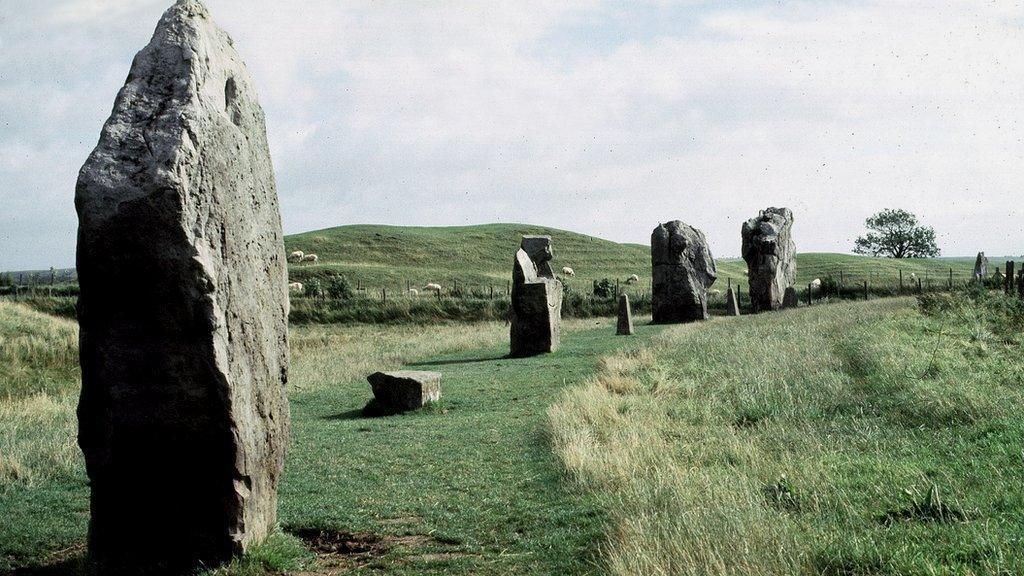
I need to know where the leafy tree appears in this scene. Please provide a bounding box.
[853,209,939,258]
[593,278,615,298]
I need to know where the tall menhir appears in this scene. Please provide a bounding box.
[75,1,290,573]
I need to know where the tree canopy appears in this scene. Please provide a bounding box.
[853,209,939,258]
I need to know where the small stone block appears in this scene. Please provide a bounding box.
[367,371,442,412]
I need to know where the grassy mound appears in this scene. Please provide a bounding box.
[284,223,1001,294]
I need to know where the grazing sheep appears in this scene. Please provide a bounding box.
[810,278,822,289]
[408,288,419,297]
[743,269,749,276]
[709,289,722,296]
[288,282,304,292]
[424,283,442,293]
[561,266,575,276]
[300,254,319,264]
[627,274,639,284]
[910,272,918,280]
[288,250,304,262]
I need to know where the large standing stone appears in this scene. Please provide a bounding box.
[75,1,289,572]
[510,236,563,356]
[367,371,442,413]
[651,221,717,323]
[1007,262,1016,295]
[616,293,634,335]
[974,252,988,281]
[741,208,796,312]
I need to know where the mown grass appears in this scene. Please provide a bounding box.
[0,302,655,574]
[548,295,1024,575]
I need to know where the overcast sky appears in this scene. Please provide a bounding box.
[1,0,1022,270]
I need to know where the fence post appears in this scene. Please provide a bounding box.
[382,288,386,304]
[1006,262,1015,295]
[807,283,813,306]
[917,277,922,294]
[863,280,869,300]
[737,284,743,310]
[454,279,458,294]
[948,268,953,291]
[899,269,903,294]
[490,285,494,299]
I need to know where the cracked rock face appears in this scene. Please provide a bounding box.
[75,1,289,572]
[651,221,717,323]
[510,235,562,356]
[741,208,796,312]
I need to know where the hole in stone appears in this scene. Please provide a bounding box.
[224,77,237,113]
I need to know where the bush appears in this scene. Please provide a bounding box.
[323,274,354,300]
[593,278,615,299]
[303,278,324,299]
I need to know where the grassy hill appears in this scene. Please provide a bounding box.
[284,224,1005,293]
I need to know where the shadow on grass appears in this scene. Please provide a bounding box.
[325,399,450,421]
[406,354,507,367]
[9,556,90,576]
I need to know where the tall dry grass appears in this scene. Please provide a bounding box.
[549,297,1024,575]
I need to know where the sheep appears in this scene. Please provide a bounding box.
[288,250,305,262]
[709,289,722,296]
[561,266,575,277]
[288,282,304,292]
[424,283,442,293]
[408,288,419,297]
[626,274,640,284]
[300,254,319,264]
[810,278,822,289]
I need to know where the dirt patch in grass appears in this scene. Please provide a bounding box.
[287,526,473,574]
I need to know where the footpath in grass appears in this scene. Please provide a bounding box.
[277,319,662,574]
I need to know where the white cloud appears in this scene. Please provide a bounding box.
[1,0,1022,269]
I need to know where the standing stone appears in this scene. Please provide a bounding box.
[725,287,740,316]
[1018,268,1024,298]
[75,1,289,572]
[367,371,442,413]
[974,252,988,281]
[782,286,799,309]
[741,208,797,312]
[651,221,717,323]
[616,293,634,335]
[1007,262,1016,295]
[510,236,562,356]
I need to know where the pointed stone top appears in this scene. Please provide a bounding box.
[78,0,264,222]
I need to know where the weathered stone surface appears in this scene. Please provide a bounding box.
[1007,262,1016,295]
[616,293,634,335]
[510,236,563,356]
[1018,268,1024,298]
[725,287,740,316]
[367,371,442,412]
[651,221,717,323]
[974,252,988,280]
[782,286,799,309]
[75,1,289,572]
[741,208,796,312]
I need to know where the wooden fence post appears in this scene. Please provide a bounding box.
[863,280,869,300]
[807,283,813,306]
[490,285,494,299]
[899,269,903,294]
[382,288,387,304]
[917,277,922,294]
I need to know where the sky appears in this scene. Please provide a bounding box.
[1,0,1022,270]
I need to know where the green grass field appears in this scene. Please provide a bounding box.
[283,223,1005,294]
[1,287,1021,575]
[549,294,1024,575]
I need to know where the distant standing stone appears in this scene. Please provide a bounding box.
[367,371,442,412]
[782,286,799,309]
[651,221,717,323]
[617,293,634,335]
[742,208,797,312]
[75,1,289,572]
[974,252,988,281]
[510,236,563,356]
[725,287,741,316]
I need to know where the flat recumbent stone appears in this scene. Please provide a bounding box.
[368,371,442,412]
